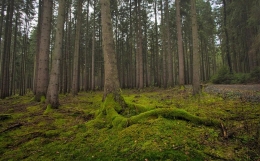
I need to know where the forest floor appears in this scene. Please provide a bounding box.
[0,84,260,160]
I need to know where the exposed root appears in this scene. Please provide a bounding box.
[1,123,23,133]
[92,94,222,129]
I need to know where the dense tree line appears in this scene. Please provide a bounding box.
[0,0,259,102]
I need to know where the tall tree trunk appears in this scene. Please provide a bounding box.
[100,0,121,102]
[10,13,18,95]
[91,1,96,91]
[161,0,167,88]
[129,0,134,88]
[71,0,83,96]
[35,0,53,101]
[0,0,6,75]
[84,0,90,91]
[46,0,65,108]
[176,0,185,86]
[0,0,14,99]
[165,0,173,87]
[191,0,200,95]
[153,0,160,87]
[34,0,42,94]
[135,0,143,89]
[222,0,232,73]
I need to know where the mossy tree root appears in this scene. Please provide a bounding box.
[97,94,221,129]
[128,108,220,127]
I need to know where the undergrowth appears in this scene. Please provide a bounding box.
[210,66,260,84]
[0,88,259,160]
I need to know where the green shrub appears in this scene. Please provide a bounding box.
[250,67,260,83]
[211,66,253,84]
[211,66,233,84]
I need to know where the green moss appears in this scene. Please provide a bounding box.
[40,95,46,103]
[44,104,53,115]
[101,94,128,128]
[127,108,220,127]
[27,105,41,113]
[0,90,259,161]
[45,130,60,138]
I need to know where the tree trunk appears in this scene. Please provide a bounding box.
[84,0,90,91]
[165,0,173,87]
[176,0,185,86]
[71,0,83,96]
[46,0,65,108]
[10,13,18,95]
[160,0,167,88]
[0,0,14,99]
[191,0,200,95]
[0,0,6,76]
[222,0,232,73]
[153,0,160,87]
[91,1,96,91]
[100,0,122,102]
[33,0,42,95]
[35,0,53,101]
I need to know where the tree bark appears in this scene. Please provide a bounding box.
[0,0,6,76]
[84,0,90,91]
[100,0,122,102]
[191,0,200,95]
[0,0,14,98]
[35,0,53,101]
[91,1,96,91]
[165,0,173,87]
[222,0,232,73]
[33,0,42,95]
[46,0,65,108]
[176,0,185,86]
[71,0,83,96]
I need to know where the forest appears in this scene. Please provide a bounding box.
[0,0,260,160]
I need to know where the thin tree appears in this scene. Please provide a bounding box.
[191,0,200,95]
[176,0,185,86]
[71,0,83,96]
[91,1,96,91]
[46,0,66,108]
[35,0,53,101]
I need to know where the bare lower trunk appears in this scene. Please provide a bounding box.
[46,0,65,108]
[176,0,185,86]
[191,0,200,95]
[100,0,122,103]
[71,0,83,96]
[35,0,52,101]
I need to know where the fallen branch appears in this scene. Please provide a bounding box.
[0,123,23,133]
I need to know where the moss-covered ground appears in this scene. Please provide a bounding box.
[0,87,259,160]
